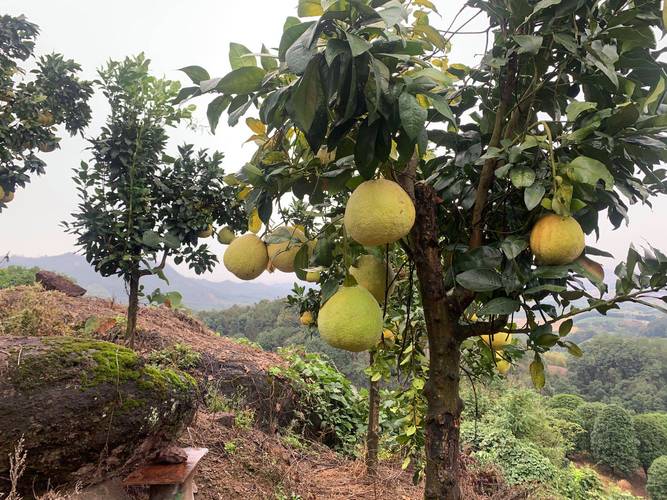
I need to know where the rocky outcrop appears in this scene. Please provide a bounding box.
[36,270,86,296]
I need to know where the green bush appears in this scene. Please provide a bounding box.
[148,343,201,370]
[271,347,367,455]
[575,401,608,453]
[554,464,603,500]
[464,424,557,485]
[548,394,586,411]
[0,266,38,288]
[634,414,667,473]
[647,456,667,500]
[591,404,639,476]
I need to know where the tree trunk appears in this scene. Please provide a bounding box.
[365,351,380,476]
[411,182,463,500]
[126,267,140,348]
[0,336,197,494]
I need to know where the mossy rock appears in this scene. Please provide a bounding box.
[0,336,197,494]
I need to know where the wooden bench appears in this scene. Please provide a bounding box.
[123,447,208,500]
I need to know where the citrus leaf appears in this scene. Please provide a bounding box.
[529,354,546,389]
[510,167,536,188]
[513,34,543,55]
[478,297,520,316]
[216,67,266,95]
[456,269,503,292]
[566,101,597,121]
[346,32,372,57]
[207,95,231,133]
[524,182,545,210]
[229,42,257,70]
[559,319,573,336]
[566,156,614,190]
[179,65,210,84]
[399,92,427,140]
[298,0,324,17]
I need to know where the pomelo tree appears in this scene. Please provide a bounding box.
[0,14,93,210]
[66,55,245,346]
[185,1,667,497]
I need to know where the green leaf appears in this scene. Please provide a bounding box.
[524,182,545,210]
[216,67,266,95]
[478,297,520,316]
[531,0,561,16]
[260,44,278,71]
[501,236,528,260]
[529,354,546,390]
[346,32,372,57]
[562,340,583,357]
[414,24,448,50]
[179,65,210,84]
[294,244,310,280]
[279,21,316,61]
[399,92,427,140]
[229,43,256,70]
[287,56,327,151]
[207,95,230,133]
[142,230,162,249]
[510,167,535,188]
[456,269,503,292]
[566,101,597,122]
[513,35,543,55]
[428,94,456,124]
[566,156,614,190]
[298,0,324,17]
[559,319,573,337]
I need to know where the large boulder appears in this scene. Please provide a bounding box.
[0,336,197,493]
[36,270,86,297]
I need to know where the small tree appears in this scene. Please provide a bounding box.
[648,455,667,500]
[66,55,244,346]
[635,414,667,474]
[591,404,639,476]
[0,14,92,209]
[547,394,585,412]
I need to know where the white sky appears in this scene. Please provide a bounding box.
[1,0,665,284]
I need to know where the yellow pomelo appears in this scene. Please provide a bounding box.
[349,254,395,304]
[300,311,314,325]
[198,225,214,238]
[318,286,383,352]
[495,353,511,375]
[0,186,4,201]
[2,191,14,203]
[530,214,585,265]
[344,179,415,246]
[481,332,513,350]
[379,329,396,347]
[217,226,236,245]
[267,226,306,273]
[223,233,268,280]
[37,111,55,126]
[305,270,321,283]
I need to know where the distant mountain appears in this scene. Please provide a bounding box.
[2,253,293,310]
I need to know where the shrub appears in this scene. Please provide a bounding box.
[591,404,639,476]
[554,464,603,500]
[271,347,367,455]
[634,414,667,473]
[148,343,201,370]
[647,456,667,500]
[576,401,608,453]
[0,266,38,289]
[548,394,586,411]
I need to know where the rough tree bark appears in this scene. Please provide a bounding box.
[126,267,140,348]
[0,336,197,494]
[365,351,380,476]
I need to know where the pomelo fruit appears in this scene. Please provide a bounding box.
[2,191,14,203]
[495,353,511,375]
[198,225,214,238]
[481,332,512,350]
[223,233,268,280]
[300,311,314,325]
[37,111,54,126]
[217,226,236,245]
[530,214,585,265]
[267,226,306,273]
[344,179,415,246]
[305,270,321,283]
[349,254,395,304]
[318,286,382,352]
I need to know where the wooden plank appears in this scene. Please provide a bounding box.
[123,447,208,486]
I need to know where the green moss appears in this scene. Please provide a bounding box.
[119,397,146,413]
[10,337,142,390]
[138,364,197,394]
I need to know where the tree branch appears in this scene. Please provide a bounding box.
[456,316,509,341]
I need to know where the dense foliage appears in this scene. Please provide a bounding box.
[0,265,37,288]
[65,55,246,343]
[647,455,667,500]
[552,335,667,412]
[0,14,92,209]
[634,413,667,474]
[590,404,639,476]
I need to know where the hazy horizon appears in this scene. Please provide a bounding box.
[1,0,665,284]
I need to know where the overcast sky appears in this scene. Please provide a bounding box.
[1,0,665,284]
